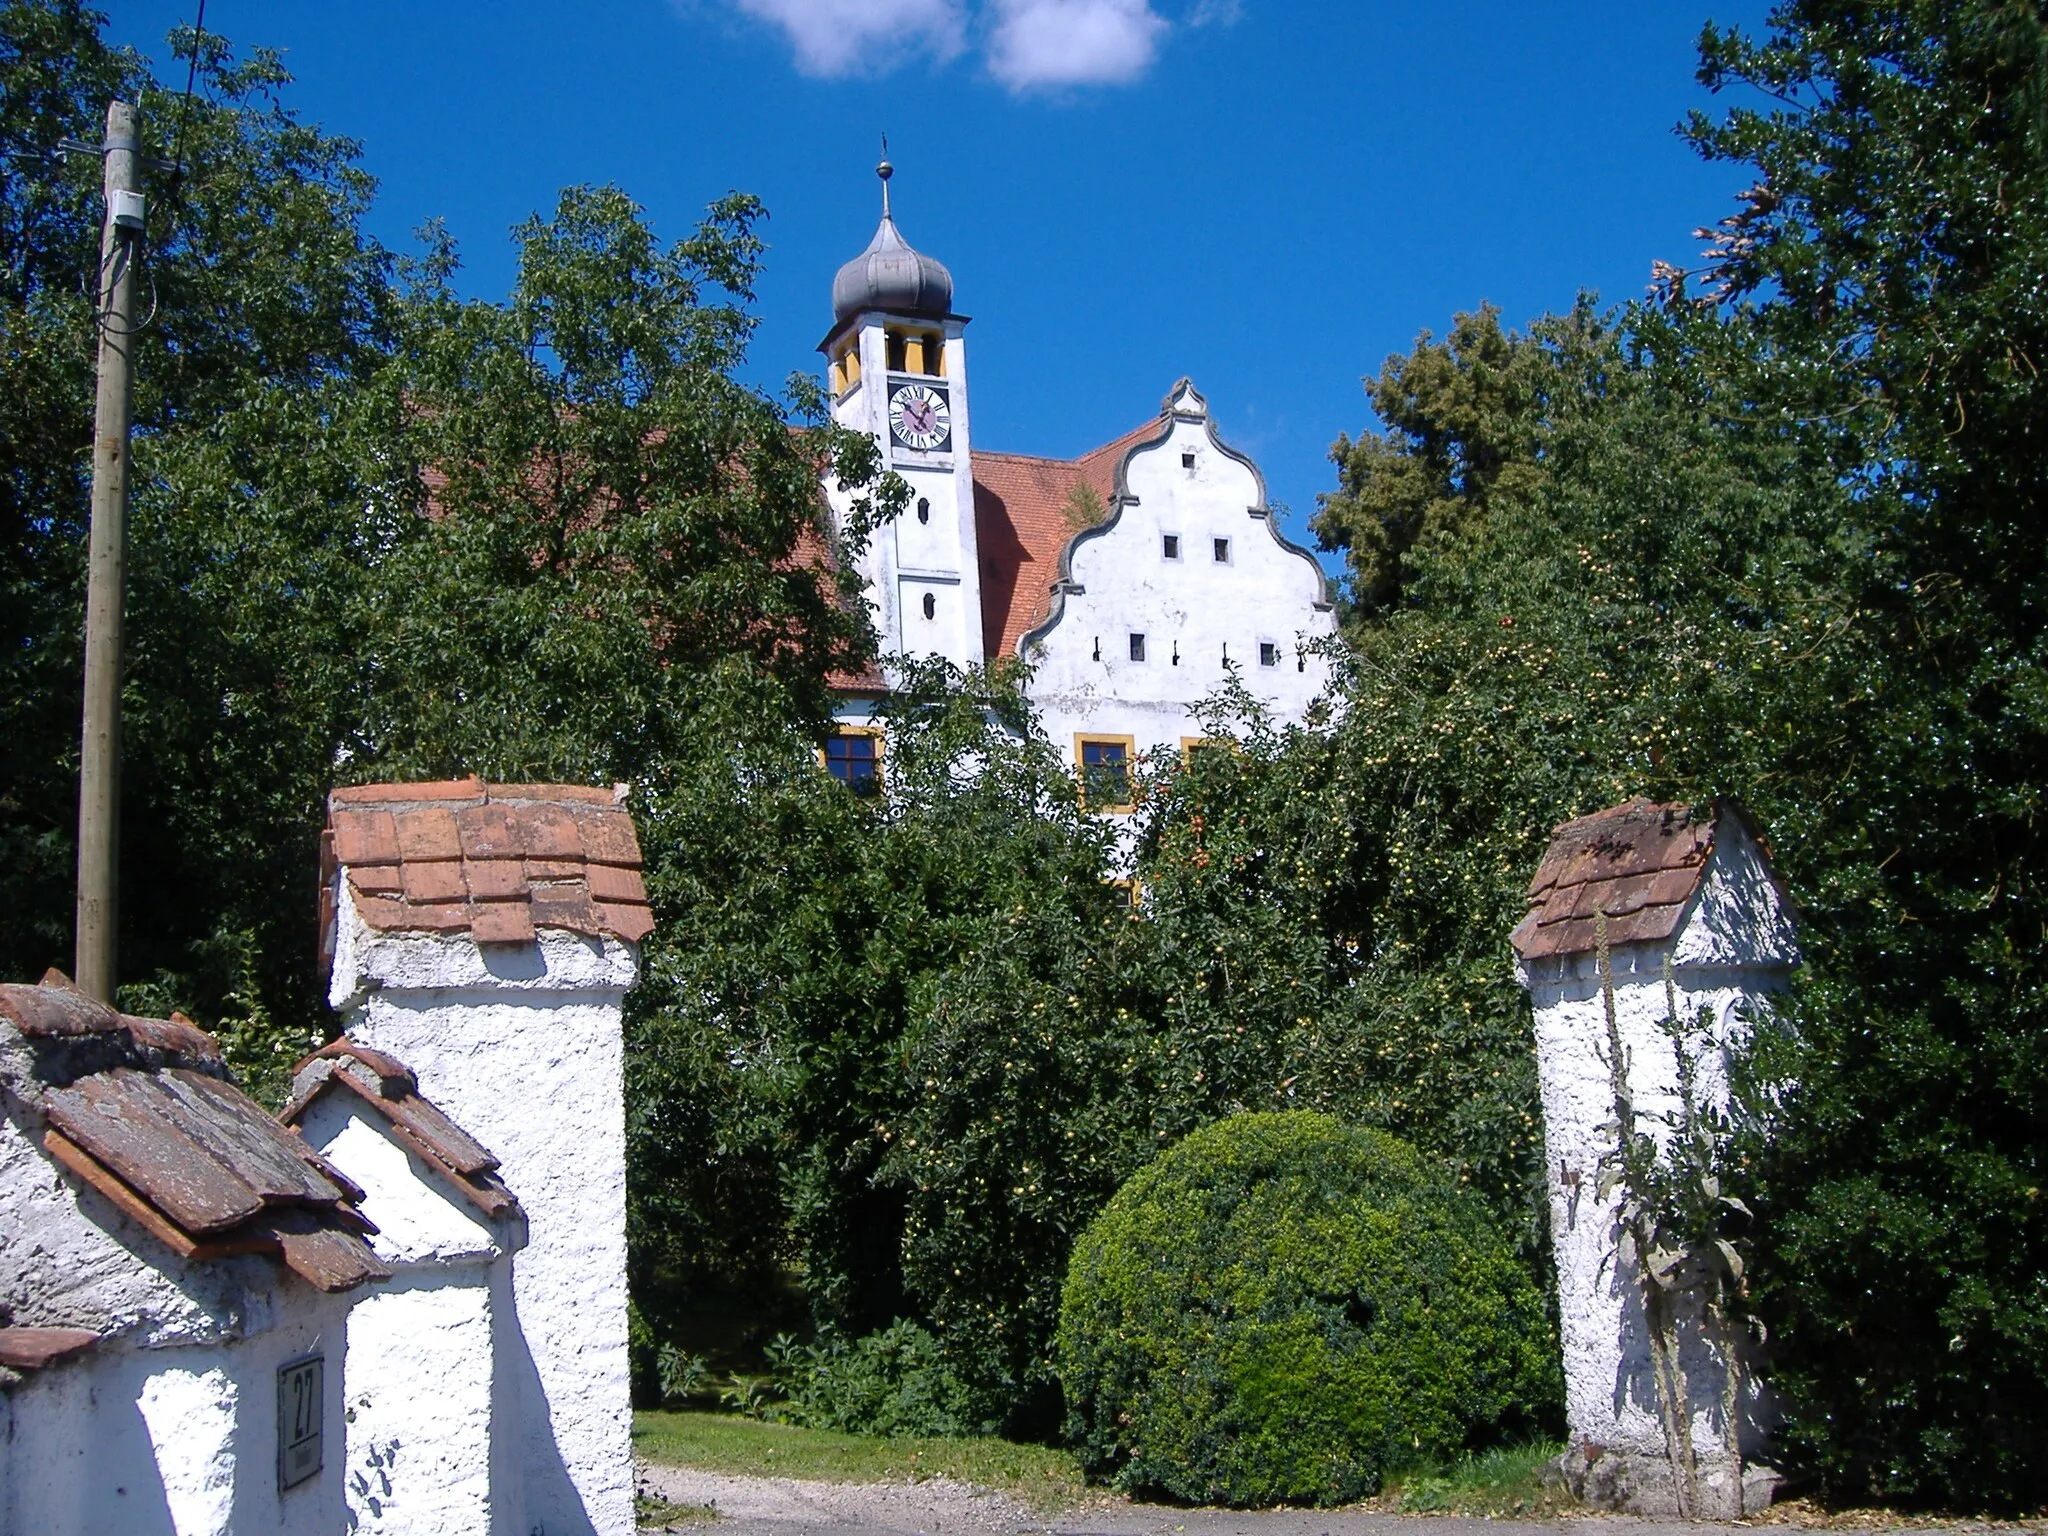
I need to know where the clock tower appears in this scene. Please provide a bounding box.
[820,155,983,671]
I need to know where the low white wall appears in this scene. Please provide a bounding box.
[329,911,638,1536]
[343,1281,495,1535]
[1517,822,1797,1517]
[0,1105,355,1536]
[1,1283,352,1536]
[1528,951,1779,1465]
[294,1092,509,1535]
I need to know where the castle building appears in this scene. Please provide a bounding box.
[818,160,1339,805]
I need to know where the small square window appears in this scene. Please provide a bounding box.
[1213,537,1231,563]
[824,731,882,795]
[1077,736,1135,812]
[1128,632,1147,662]
[1162,534,1180,560]
[1259,641,1280,668]
[1181,451,1196,469]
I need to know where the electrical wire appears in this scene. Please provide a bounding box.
[156,0,208,250]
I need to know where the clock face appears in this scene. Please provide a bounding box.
[889,382,952,453]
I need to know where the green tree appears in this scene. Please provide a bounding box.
[1312,305,1573,615]
[2,2,394,1076]
[1,5,893,1100]
[1665,1,2048,1506]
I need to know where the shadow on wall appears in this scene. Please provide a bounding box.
[14,1368,179,1535]
[493,1256,593,1536]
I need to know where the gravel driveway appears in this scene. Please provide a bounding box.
[635,1463,1831,1536]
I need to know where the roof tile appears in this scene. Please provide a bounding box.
[1,981,389,1295]
[1511,798,1732,961]
[394,807,461,862]
[463,859,531,901]
[456,802,522,859]
[514,802,582,859]
[331,808,400,866]
[585,863,648,905]
[470,900,536,945]
[333,777,484,805]
[527,886,605,935]
[348,864,403,896]
[325,781,654,956]
[401,860,466,905]
[0,1327,99,1372]
[578,809,642,868]
[597,902,656,944]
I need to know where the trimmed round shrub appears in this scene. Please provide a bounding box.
[1058,1111,1559,1506]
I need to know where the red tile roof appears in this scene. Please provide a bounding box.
[322,779,654,965]
[1511,798,1736,960]
[0,1327,99,1372]
[283,1040,518,1219]
[0,978,388,1292]
[972,419,1164,662]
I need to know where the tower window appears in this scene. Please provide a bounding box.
[917,497,930,524]
[824,730,882,795]
[922,592,937,620]
[1129,633,1146,662]
[886,331,908,372]
[1162,534,1180,560]
[1213,537,1231,563]
[1259,641,1280,668]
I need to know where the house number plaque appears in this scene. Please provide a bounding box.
[277,1353,324,1491]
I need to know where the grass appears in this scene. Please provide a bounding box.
[1382,1442,1572,1517]
[632,1411,1089,1512]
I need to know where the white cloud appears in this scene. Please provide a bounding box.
[725,0,967,77]
[985,0,1168,90]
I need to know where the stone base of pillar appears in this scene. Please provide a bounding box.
[1544,1442,1783,1518]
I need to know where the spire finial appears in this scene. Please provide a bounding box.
[877,135,893,220]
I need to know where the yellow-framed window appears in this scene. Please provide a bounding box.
[1107,877,1143,914]
[1179,735,1239,770]
[821,727,884,796]
[1075,733,1137,813]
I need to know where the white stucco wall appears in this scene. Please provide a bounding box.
[294,1093,511,1536]
[1,1083,355,1536]
[341,1281,495,1535]
[1516,820,1797,1515]
[328,901,638,1536]
[1024,381,1338,760]
[0,1273,352,1536]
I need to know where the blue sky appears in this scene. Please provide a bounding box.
[108,0,1773,569]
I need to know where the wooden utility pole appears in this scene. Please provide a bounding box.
[76,100,142,1001]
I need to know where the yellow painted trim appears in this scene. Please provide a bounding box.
[1178,735,1241,768]
[819,725,886,791]
[1107,877,1143,915]
[1074,733,1139,814]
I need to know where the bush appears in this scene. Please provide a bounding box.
[1058,1111,1559,1506]
[767,1319,983,1438]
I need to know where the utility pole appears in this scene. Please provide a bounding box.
[75,100,143,1002]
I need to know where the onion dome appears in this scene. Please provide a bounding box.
[832,154,953,323]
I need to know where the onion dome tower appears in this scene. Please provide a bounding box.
[819,149,982,672]
[832,157,953,323]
